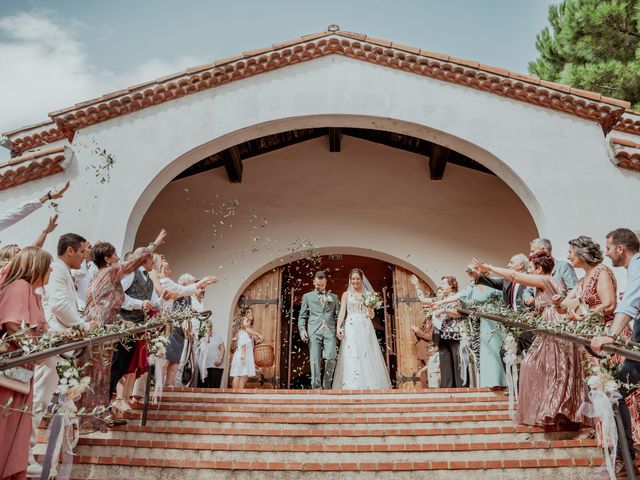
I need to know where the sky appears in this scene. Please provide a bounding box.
[0,0,557,149]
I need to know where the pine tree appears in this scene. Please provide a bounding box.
[529,0,640,109]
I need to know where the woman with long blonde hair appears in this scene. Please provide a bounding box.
[0,247,52,479]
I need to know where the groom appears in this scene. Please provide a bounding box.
[298,271,340,389]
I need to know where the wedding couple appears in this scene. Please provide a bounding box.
[297,269,391,390]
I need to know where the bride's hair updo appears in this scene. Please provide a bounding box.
[349,268,364,280]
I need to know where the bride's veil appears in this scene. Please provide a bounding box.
[348,268,374,293]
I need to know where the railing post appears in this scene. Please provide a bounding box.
[614,402,637,480]
[141,361,154,426]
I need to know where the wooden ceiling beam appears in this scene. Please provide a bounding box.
[329,128,341,152]
[429,144,449,180]
[224,146,243,183]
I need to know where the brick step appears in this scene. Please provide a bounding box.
[69,443,602,464]
[68,460,603,480]
[129,403,510,417]
[167,387,499,395]
[124,411,513,425]
[61,424,582,445]
[154,394,509,406]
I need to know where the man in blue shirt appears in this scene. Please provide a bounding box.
[592,228,640,471]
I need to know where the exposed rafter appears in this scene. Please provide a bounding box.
[329,128,341,153]
[224,146,243,183]
[429,144,449,180]
[172,127,494,182]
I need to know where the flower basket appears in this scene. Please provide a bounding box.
[254,343,275,368]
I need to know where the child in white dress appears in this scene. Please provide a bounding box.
[230,316,255,388]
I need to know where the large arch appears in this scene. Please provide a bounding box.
[124,114,545,253]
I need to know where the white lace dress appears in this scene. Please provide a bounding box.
[332,291,392,389]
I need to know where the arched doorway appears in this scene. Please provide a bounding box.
[230,253,433,390]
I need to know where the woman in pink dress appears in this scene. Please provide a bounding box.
[77,230,166,433]
[474,251,589,427]
[0,247,52,479]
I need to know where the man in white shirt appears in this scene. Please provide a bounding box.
[0,181,69,232]
[29,232,90,477]
[592,228,640,472]
[72,243,97,311]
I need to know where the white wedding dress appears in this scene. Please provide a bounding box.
[332,290,392,390]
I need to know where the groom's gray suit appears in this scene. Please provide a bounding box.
[298,290,340,389]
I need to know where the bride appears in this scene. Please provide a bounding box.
[333,268,391,389]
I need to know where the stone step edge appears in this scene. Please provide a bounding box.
[147,396,509,405]
[69,457,604,470]
[76,437,599,452]
[96,424,570,436]
[165,387,500,395]
[131,404,510,413]
[124,412,512,423]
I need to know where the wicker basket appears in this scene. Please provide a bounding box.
[253,343,275,368]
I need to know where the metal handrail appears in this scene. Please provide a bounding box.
[461,307,637,478]
[459,307,640,362]
[0,322,166,372]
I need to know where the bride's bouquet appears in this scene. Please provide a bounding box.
[361,291,383,309]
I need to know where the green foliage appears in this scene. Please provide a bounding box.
[529,0,640,109]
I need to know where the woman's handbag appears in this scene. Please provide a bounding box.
[0,367,33,395]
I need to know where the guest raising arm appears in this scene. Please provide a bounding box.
[0,181,69,233]
[76,229,167,433]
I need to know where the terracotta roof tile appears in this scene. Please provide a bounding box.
[4,29,633,155]
[366,36,393,48]
[609,137,640,172]
[390,43,420,55]
[0,145,68,191]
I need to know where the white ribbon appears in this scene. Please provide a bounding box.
[42,393,79,480]
[503,351,518,419]
[459,333,470,386]
[147,355,168,405]
[578,389,621,480]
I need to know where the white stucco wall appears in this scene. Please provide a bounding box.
[135,136,537,340]
[0,54,637,307]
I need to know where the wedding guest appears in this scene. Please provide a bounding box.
[430,276,465,388]
[229,316,256,389]
[242,307,264,344]
[474,251,588,427]
[410,318,436,388]
[165,271,218,386]
[72,242,97,311]
[196,317,226,388]
[476,254,535,354]
[592,228,640,472]
[0,244,19,268]
[110,250,161,412]
[0,181,69,233]
[0,247,51,479]
[530,238,578,291]
[77,229,166,433]
[562,236,616,322]
[425,264,505,388]
[0,215,58,275]
[28,233,91,476]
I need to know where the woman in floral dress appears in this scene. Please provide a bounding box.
[78,230,166,433]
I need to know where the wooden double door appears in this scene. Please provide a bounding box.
[231,261,432,389]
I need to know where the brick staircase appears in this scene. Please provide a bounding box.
[42,387,605,479]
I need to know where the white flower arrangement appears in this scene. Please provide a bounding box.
[502,333,517,356]
[55,360,90,399]
[361,291,383,309]
[148,335,169,358]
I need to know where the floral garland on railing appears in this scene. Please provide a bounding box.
[0,308,194,362]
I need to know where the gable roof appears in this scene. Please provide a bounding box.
[2,28,633,156]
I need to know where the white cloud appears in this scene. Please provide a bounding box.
[0,10,207,152]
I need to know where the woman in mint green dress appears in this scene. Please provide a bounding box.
[425,266,506,387]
